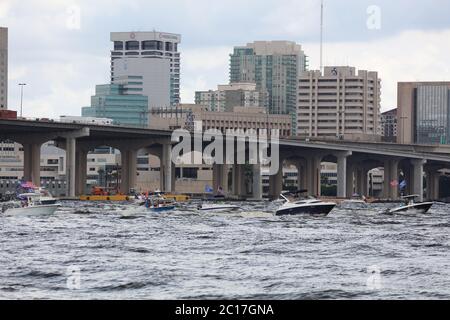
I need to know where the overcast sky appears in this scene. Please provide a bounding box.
[1,0,450,118]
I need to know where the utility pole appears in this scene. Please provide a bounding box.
[18,83,26,117]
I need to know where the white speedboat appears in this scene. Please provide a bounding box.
[386,195,433,214]
[198,203,240,213]
[2,193,60,216]
[275,191,336,216]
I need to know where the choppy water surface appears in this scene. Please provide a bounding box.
[0,200,449,300]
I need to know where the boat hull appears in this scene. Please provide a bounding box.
[4,204,60,216]
[388,202,433,214]
[276,204,336,216]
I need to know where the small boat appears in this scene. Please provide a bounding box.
[340,194,367,209]
[198,203,240,213]
[143,196,176,213]
[2,193,60,216]
[386,195,433,214]
[275,191,336,216]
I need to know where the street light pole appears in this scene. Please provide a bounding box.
[18,83,26,117]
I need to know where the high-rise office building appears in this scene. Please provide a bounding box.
[110,31,181,108]
[398,82,450,145]
[229,41,308,133]
[381,108,397,142]
[195,83,268,112]
[297,66,381,140]
[82,84,149,128]
[0,27,7,110]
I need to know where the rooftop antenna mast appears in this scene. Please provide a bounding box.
[320,0,324,73]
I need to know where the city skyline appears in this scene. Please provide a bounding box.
[1,0,450,118]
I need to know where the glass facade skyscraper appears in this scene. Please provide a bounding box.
[415,85,450,145]
[82,84,149,128]
[229,41,308,135]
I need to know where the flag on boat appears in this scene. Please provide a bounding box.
[390,180,399,187]
[399,180,407,189]
[205,185,213,193]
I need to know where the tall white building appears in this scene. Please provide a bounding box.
[0,27,7,110]
[297,66,381,141]
[110,31,181,108]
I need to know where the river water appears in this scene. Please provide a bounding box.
[0,201,449,300]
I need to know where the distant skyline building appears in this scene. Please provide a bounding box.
[398,82,450,145]
[229,41,308,134]
[110,31,181,108]
[82,84,149,128]
[381,108,397,142]
[0,27,7,110]
[195,83,268,112]
[297,66,381,141]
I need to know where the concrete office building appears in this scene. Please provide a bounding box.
[0,27,7,110]
[229,41,308,134]
[82,84,149,128]
[381,108,397,142]
[150,104,292,137]
[297,66,381,141]
[398,82,450,145]
[195,83,268,112]
[110,31,181,108]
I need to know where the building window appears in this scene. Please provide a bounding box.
[114,41,124,50]
[165,42,173,52]
[126,41,140,50]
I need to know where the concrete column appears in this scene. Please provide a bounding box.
[294,160,306,191]
[412,159,426,202]
[426,171,441,201]
[306,156,321,197]
[22,143,41,185]
[269,168,283,199]
[232,164,247,198]
[362,169,369,197]
[336,154,347,198]
[75,148,88,196]
[346,163,354,198]
[66,138,76,198]
[252,164,262,200]
[161,143,173,192]
[389,160,399,200]
[213,164,229,196]
[383,160,391,199]
[120,148,137,194]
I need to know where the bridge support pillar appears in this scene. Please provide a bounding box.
[269,168,283,200]
[120,148,138,194]
[160,143,174,193]
[346,163,354,198]
[252,164,262,200]
[66,137,76,198]
[213,164,229,196]
[23,142,42,186]
[75,148,88,196]
[412,159,426,202]
[295,160,307,191]
[306,155,321,197]
[336,153,350,198]
[232,164,247,198]
[383,159,399,200]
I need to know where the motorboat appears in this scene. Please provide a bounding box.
[385,195,433,214]
[275,191,336,216]
[143,195,176,213]
[2,193,60,216]
[197,203,240,213]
